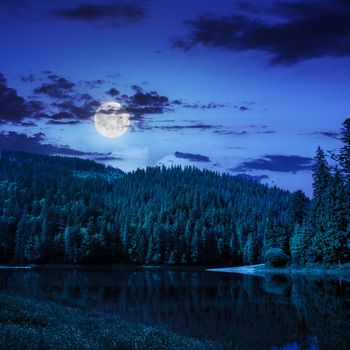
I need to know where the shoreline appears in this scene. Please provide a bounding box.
[0,265,32,269]
[1,263,350,280]
[207,263,350,279]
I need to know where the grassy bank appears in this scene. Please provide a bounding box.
[0,293,222,350]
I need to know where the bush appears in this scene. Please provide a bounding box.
[264,248,290,267]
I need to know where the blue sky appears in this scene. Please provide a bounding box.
[1,0,349,195]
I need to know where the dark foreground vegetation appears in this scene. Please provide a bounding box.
[0,119,349,267]
[0,293,220,350]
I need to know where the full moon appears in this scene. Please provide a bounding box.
[94,102,130,138]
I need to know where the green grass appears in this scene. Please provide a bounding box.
[0,293,222,350]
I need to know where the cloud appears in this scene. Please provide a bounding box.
[20,74,37,83]
[112,88,174,124]
[46,120,81,125]
[157,123,221,131]
[213,130,248,136]
[132,91,168,106]
[131,84,143,93]
[49,111,75,120]
[107,87,120,97]
[213,124,276,136]
[173,100,227,109]
[52,95,100,121]
[93,155,124,161]
[311,131,340,139]
[0,72,43,123]
[54,1,147,28]
[84,79,106,89]
[172,0,350,65]
[174,151,210,163]
[34,75,75,99]
[3,70,230,131]
[231,154,314,173]
[129,120,223,133]
[2,71,102,124]
[0,131,112,158]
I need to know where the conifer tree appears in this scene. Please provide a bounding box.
[289,190,309,225]
[243,233,257,265]
[310,147,331,262]
[338,118,350,181]
[322,169,348,265]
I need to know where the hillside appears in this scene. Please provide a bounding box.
[0,151,296,265]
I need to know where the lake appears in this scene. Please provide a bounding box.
[0,266,349,350]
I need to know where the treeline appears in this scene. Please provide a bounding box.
[0,151,294,265]
[0,120,349,266]
[290,119,350,266]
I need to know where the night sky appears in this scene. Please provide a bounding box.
[1,0,349,196]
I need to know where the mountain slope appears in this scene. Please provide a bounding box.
[0,151,294,265]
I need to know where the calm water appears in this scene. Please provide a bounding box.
[0,266,349,350]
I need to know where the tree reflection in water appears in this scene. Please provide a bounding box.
[0,267,349,350]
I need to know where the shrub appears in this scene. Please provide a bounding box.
[264,248,290,267]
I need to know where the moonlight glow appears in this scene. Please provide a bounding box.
[94,102,130,138]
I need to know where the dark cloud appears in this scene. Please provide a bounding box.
[173,0,350,65]
[1,71,100,124]
[235,173,269,183]
[213,130,248,136]
[226,146,244,150]
[0,72,43,123]
[53,96,100,120]
[133,91,168,106]
[131,84,143,93]
[0,131,112,158]
[231,154,314,173]
[174,151,210,163]
[257,130,276,134]
[84,79,106,88]
[132,122,221,133]
[175,100,227,109]
[46,120,81,125]
[213,125,276,136]
[1,70,230,130]
[123,90,172,118]
[49,111,74,120]
[105,84,229,128]
[107,87,120,96]
[32,72,177,124]
[93,155,124,161]
[157,123,221,131]
[34,75,75,99]
[54,1,147,28]
[239,106,249,112]
[311,131,340,139]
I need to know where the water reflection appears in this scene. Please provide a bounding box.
[0,266,349,350]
